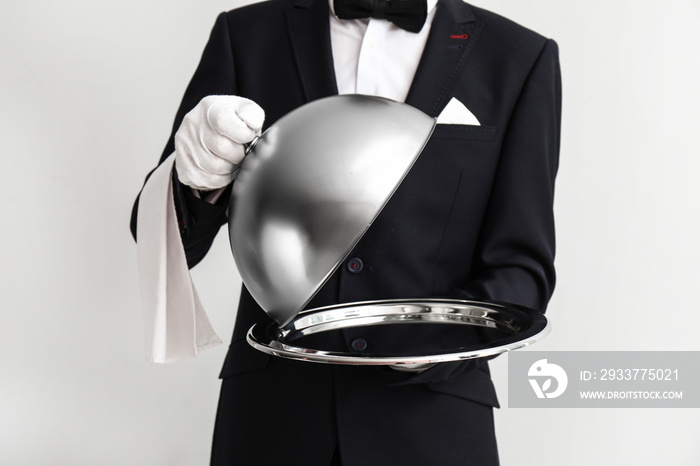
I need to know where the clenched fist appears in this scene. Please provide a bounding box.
[174,95,265,190]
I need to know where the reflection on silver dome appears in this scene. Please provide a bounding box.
[229,95,436,325]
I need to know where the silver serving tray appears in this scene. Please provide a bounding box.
[247,299,549,366]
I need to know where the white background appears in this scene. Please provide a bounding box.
[1,0,698,464]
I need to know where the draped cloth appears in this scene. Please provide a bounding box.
[136,154,221,363]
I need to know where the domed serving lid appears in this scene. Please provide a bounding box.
[229,95,436,326]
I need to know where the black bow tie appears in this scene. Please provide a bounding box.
[334,0,428,33]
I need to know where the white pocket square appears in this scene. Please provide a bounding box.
[436,97,480,126]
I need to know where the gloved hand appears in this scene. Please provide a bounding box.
[174,95,265,190]
[390,362,437,373]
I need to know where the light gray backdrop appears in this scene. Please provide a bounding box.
[1,0,698,464]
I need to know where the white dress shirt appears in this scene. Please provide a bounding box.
[330,0,438,101]
[137,0,439,363]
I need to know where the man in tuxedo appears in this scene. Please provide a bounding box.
[132,0,561,464]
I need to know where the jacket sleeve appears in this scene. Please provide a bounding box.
[130,12,237,267]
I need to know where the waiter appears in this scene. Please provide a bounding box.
[131,0,561,464]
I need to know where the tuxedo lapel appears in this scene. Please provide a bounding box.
[286,0,339,102]
[405,0,482,116]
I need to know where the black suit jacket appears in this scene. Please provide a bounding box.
[131,0,561,463]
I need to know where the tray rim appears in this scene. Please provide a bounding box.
[246,298,550,366]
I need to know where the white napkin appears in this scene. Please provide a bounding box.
[136,154,221,363]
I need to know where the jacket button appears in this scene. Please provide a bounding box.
[346,257,364,273]
[351,338,368,351]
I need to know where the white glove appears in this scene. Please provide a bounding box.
[390,362,437,372]
[174,95,265,190]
